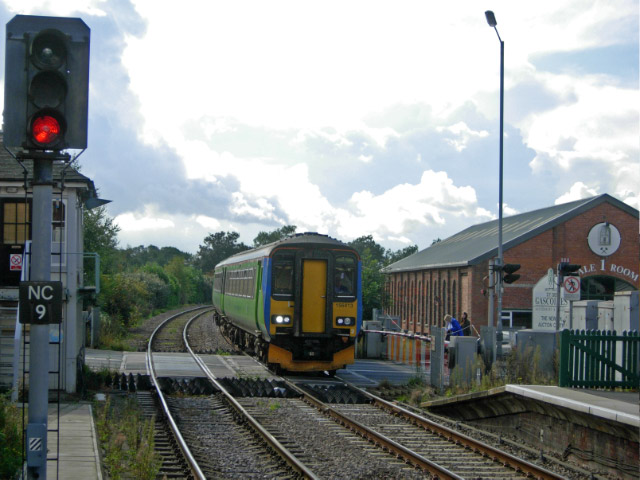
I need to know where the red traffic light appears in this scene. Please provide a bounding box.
[31,115,62,146]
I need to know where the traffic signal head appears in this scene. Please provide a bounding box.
[501,263,521,284]
[4,15,90,151]
[558,262,581,275]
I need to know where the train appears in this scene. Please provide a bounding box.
[212,233,362,374]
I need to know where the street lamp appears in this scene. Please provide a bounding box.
[485,10,505,354]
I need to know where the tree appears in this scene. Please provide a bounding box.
[348,236,419,319]
[194,231,250,274]
[349,235,386,265]
[386,245,418,265]
[120,245,190,269]
[253,225,297,247]
[83,205,120,275]
[83,205,119,254]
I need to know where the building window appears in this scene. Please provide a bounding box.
[2,200,31,244]
[452,280,457,317]
[52,199,66,266]
[442,280,447,318]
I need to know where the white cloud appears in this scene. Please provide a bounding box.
[195,215,221,230]
[114,205,174,232]
[555,182,600,204]
[5,1,635,252]
[2,0,107,16]
[336,170,491,241]
[436,122,489,152]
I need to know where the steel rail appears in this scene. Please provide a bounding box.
[182,314,320,480]
[286,382,465,479]
[146,306,212,480]
[348,383,565,480]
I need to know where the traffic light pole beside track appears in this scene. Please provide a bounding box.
[4,14,90,479]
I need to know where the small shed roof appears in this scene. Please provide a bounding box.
[0,133,97,198]
[383,194,638,273]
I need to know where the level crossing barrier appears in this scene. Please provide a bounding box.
[361,329,451,375]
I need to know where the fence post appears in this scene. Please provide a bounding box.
[558,329,570,387]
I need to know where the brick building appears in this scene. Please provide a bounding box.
[382,194,639,333]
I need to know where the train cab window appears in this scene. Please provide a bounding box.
[272,255,294,297]
[334,256,356,298]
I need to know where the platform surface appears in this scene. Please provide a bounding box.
[506,384,639,427]
[46,403,102,480]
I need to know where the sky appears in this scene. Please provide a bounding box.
[1,1,638,254]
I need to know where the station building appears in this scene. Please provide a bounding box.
[382,194,639,334]
[0,142,104,393]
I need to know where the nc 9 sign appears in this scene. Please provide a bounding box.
[19,281,63,324]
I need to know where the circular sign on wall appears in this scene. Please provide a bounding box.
[587,222,621,257]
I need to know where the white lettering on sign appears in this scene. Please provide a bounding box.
[578,260,638,283]
[27,285,55,301]
[609,264,639,282]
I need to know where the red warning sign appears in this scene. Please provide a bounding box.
[10,254,22,271]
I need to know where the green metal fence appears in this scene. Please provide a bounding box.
[559,329,639,389]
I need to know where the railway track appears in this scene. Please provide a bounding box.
[146,307,570,479]
[147,307,304,479]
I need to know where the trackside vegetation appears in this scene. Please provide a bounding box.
[86,210,417,349]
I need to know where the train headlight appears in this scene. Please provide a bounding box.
[272,315,292,325]
[336,317,354,326]
[337,317,344,325]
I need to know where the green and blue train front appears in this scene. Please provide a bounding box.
[263,246,362,371]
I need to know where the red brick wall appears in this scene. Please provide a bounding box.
[384,201,639,330]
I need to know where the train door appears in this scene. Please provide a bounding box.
[301,259,327,333]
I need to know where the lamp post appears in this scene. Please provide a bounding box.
[485,10,505,355]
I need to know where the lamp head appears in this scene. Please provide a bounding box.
[485,10,497,27]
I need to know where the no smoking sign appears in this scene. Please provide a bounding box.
[10,253,22,271]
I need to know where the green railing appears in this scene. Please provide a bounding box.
[559,329,639,389]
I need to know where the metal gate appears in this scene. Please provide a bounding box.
[558,329,639,389]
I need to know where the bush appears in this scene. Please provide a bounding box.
[100,273,151,326]
[0,394,22,479]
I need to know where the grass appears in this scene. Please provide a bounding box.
[388,345,558,405]
[94,395,161,480]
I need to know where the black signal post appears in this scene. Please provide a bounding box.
[4,15,90,151]
[4,15,90,480]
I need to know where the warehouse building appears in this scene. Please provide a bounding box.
[382,194,639,334]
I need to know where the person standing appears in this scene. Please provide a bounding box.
[460,312,472,336]
[444,314,463,339]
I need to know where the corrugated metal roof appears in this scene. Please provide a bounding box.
[383,194,638,273]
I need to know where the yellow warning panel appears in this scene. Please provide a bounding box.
[302,259,326,333]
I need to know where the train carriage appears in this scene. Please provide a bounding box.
[212,233,362,373]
